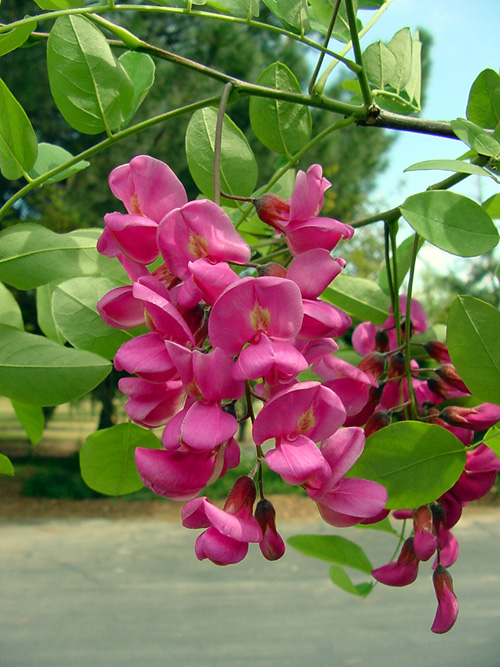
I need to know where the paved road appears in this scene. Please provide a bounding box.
[1,508,500,666]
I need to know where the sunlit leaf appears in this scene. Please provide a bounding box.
[323,274,391,325]
[0,20,36,57]
[47,16,134,134]
[33,0,83,7]
[186,107,258,201]
[0,453,14,476]
[0,77,37,179]
[0,281,23,329]
[0,324,111,406]
[451,118,500,158]
[287,534,373,572]
[80,422,162,496]
[28,143,90,183]
[466,69,500,129]
[11,400,44,446]
[348,421,467,508]
[118,52,156,128]
[447,296,500,405]
[400,190,499,257]
[250,63,311,155]
[404,159,499,182]
[329,565,373,597]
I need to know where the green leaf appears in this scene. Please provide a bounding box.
[36,283,66,344]
[80,422,162,496]
[250,63,312,155]
[0,324,111,406]
[363,41,396,90]
[404,159,499,182]
[387,28,412,94]
[348,421,467,509]
[273,0,310,34]
[0,21,36,57]
[447,296,500,405]
[0,281,23,329]
[185,107,258,201]
[51,277,137,359]
[11,400,45,446]
[355,515,398,535]
[466,69,500,129]
[404,30,422,108]
[323,274,391,325]
[0,453,14,477]
[308,0,360,42]
[28,142,90,183]
[329,565,373,597]
[0,77,38,179]
[483,194,500,219]
[47,16,134,135]
[483,426,500,459]
[451,118,500,158]
[33,0,83,7]
[118,52,156,128]
[0,224,119,289]
[287,534,373,572]
[206,0,259,17]
[400,190,499,257]
[378,235,424,295]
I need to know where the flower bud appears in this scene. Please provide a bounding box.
[387,352,405,378]
[439,403,500,431]
[255,499,286,561]
[256,262,288,278]
[375,329,390,352]
[364,410,392,437]
[358,352,386,380]
[253,194,290,230]
[435,364,469,394]
[412,505,436,561]
[431,565,459,634]
[424,340,451,364]
[223,476,257,515]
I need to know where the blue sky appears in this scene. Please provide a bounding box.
[352,0,500,210]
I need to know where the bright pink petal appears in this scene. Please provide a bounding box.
[109,155,187,222]
[97,286,145,329]
[285,217,354,256]
[287,249,343,298]
[181,401,238,451]
[189,258,239,305]
[314,477,388,525]
[352,321,377,356]
[265,435,325,485]
[194,528,249,565]
[431,565,459,634]
[289,164,330,221]
[119,377,185,428]
[114,333,177,383]
[299,299,352,339]
[103,212,159,264]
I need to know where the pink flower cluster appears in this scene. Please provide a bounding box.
[96,155,387,566]
[325,296,500,633]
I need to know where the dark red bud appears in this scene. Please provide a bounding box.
[223,476,256,514]
[256,262,288,278]
[375,329,390,352]
[253,194,290,229]
[387,352,405,378]
[435,364,469,394]
[358,352,386,380]
[424,340,451,364]
[364,410,392,437]
[255,499,286,561]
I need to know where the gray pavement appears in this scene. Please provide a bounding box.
[1,508,500,666]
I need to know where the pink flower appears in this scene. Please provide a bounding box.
[439,403,500,431]
[118,377,185,428]
[449,444,500,502]
[157,199,251,280]
[412,505,437,561]
[253,165,354,256]
[208,276,303,356]
[312,355,378,416]
[304,427,388,526]
[431,565,459,634]
[97,285,146,329]
[372,537,419,586]
[108,154,187,222]
[182,476,263,565]
[114,332,177,383]
[135,438,240,501]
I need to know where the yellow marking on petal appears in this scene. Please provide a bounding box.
[130,192,143,215]
[296,406,315,435]
[188,231,209,259]
[249,302,271,333]
[187,378,202,398]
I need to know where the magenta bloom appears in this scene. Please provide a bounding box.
[114,332,177,383]
[157,199,251,280]
[440,403,500,431]
[97,285,145,329]
[312,355,378,417]
[118,377,185,428]
[431,565,459,634]
[412,505,437,562]
[182,476,263,565]
[449,444,500,502]
[372,537,420,587]
[305,427,388,527]
[209,276,303,355]
[108,154,187,222]
[253,382,346,485]
[254,165,354,256]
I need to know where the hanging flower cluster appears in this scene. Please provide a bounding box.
[96,154,387,558]
[325,297,500,633]
[96,155,499,635]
